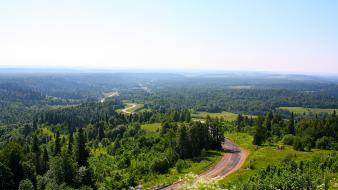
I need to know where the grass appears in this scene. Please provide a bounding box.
[219,132,336,187]
[279,106,337,115]
[127,103,144,112]
[192,111,239,121]
[141,123,162,132]
[141,150,223,188]
[116,102,144,113]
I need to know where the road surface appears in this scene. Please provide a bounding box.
[121,103,137,114]
[152,139,248,190]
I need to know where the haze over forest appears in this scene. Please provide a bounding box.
[1,1,338,190]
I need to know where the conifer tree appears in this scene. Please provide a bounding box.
[76,128,89,166]
[54,131,61,155]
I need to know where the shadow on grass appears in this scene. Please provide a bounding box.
[191,151,223,162]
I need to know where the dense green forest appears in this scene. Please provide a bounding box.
[1,72,338,189]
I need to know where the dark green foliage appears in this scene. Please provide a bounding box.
[253,117,267,146]
[177,126,191,159]
[237,154,338,190]
[175,159,186,173]
[293,137,305,151]
[48,155,78,186]
[67,133,73,153]
[42,147,49,174]
[18,179,34,190]
[0,142,24,188]
[316,136,335,150]
[282,134,295,145]
[150,159,170,174]
[76,128,89,167]
[287,112,295,135]
[97,122,105,140]
[0,162,15,190]
[54,131,61,155]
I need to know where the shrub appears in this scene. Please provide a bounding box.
[282,134,295,145]
[150,159,170,174]
[293,137,305,151]
[18,179,34,190]
[175,159,186,173]
[316,136,334,150]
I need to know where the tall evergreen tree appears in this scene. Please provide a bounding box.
[288,112,295,135]
[189,123,202,157]
[32,135,40,154]
[68,132,73,154]
[76,128,89,166]
[177,126,191,159]
[54,131,61,155]
[42,147,49,174]
[97,122,105,140]
[32,135,41,174]
[253,117,267,146]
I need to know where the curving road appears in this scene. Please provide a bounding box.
[152,139,248,190]
[121,103,137,114]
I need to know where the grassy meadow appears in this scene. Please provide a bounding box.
[192,111,239,121]
[141,123,162,132]
[219,132,336,187]
[116,102,144,113]
[279,106,336,115]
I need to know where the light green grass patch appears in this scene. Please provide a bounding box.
[141,150,223,188]
[220,132,335,186]
[116,103,144,113]
[192,111,239,121]
[279,106,336,115]
[141,123,162,132]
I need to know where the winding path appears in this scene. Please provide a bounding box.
[152,139,248,190]
[121,103,137,114]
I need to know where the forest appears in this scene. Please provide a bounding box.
[0,72,338,189]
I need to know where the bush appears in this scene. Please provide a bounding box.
[293,137,305,151]
[150,159,170,174]
[316,136,334,150]
[175,159,186,173]
[282,134,295,145]
[18,179,34,190]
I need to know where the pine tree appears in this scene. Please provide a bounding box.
[265,112,273,131]
[54,131,61,155]
[42,147,49,174]
[189,123,202,157]
[177,126,191,159]
[32,119,38,131]
[288,112,295,135]
[32,135,41,174]
[68,132,73,154]
[253,118,267,146]
[97,122,105,140]
[32,135,40,154]
[76,128,89,166]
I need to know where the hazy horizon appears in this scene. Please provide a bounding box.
[1,1,338,74]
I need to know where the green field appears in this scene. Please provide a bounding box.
[219,132,335,187]
[192,111,239,121]
[141,150,223,188]
[141,123,162,132]
[116,102,144,113]
[279,106,336,114]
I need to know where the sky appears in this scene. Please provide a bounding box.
[0,0,338,74]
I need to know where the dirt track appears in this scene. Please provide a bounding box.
[121,103,137,114]
[155,139,248,190]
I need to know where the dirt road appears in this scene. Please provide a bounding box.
[155,139,248,190]
[121,103,137,114]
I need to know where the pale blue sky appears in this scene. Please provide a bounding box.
[0,0,337,73]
